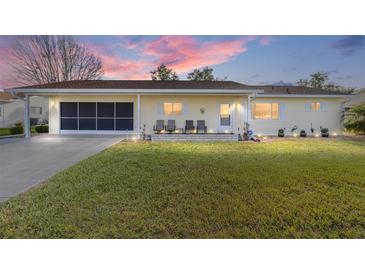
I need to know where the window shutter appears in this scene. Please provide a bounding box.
[320,102,326,112]
[279,103,286,120]
[157,102,163,115]
[182,103,189,115]
[305,103,311,112]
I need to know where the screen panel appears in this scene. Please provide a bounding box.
[60,102,77,117]
[79,118,96,130]
[97,118,115,130]
[116,103,134,118]
[79,103,96,117]
[61,118,78,130]
[116,119,133,130]
[97,103,114,117]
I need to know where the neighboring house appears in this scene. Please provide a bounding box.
[348,88,365,105]
[0,91,49,128]
[6,80,350,137]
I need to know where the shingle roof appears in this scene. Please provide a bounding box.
[10,80,348,96]
[244,85,350,95]
[13,80,248,90]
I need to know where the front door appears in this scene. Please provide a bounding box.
[218,103,232,133]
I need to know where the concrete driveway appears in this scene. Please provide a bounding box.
[0,135,122,201]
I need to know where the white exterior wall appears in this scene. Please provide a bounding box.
[141,95,246,134]
[47,93,344,136]
[249,97,344,136]
[48,94,247,135]
[0,96,48,128]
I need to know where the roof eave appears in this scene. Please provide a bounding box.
[256,94,348,98]
[6,88,263,95]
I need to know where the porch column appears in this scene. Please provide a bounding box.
[137,94,141,138]
[24,94,30,138]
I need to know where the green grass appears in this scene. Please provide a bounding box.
[1,139,365,238]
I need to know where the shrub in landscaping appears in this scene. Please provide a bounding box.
[10,123,24,135]
[278,128,285,137]
[34,125,49,133]
[343,103,365,135]
[321,127,329,137]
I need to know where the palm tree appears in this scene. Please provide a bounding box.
[343,103,365,135]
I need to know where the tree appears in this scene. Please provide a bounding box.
[10,35,103,85]
[150,64,179,80]
[297,71,354,93]
[187,67,215,81]
[343,103,365,135]
[187,67,227,81]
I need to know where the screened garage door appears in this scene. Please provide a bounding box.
[60,102,134,132]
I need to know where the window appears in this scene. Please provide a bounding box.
[253,103,279,120]
[163,103,182,115]
[311,102,321,111]
[30,106,42,115]
[220,104,231,126]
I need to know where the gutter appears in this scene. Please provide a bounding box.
[5,88,265,96]
[255,94,348,98]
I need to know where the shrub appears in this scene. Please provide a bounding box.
[343,103,365,135]
[321,127,329,137]
[300,130,307,137]
[34,125,49,133]
[278,128,285,137]
[10,123,24,135]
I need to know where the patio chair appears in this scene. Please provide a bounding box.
[197,120,207,133]
[165,120,176,133]
[153,120,165,133]
[185,120,195,133]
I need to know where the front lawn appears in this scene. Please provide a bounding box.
[0,139,365,238]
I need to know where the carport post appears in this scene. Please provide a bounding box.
[24,94,30,138]
[137,94,141,139]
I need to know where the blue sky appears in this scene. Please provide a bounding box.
[0,35,364,88]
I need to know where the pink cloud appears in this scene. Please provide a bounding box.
[141,36,249,73]
[259,36,275,46]
[0,47,15,88]
[86,43,153,80]
[87,36,253,80]
[0,36,258,85]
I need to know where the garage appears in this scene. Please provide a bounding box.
[60,102,134,133]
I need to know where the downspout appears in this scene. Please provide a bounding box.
[247,92,257,125]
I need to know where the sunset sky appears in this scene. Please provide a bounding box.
[0,35,364,89]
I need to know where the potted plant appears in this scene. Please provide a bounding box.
[243,122,250,141]
[300,130,307,137]
[320,127,329,137]
[278,128,285,137]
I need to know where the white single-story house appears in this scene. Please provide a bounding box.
[0,90,48,128]
[6,80,350,139]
